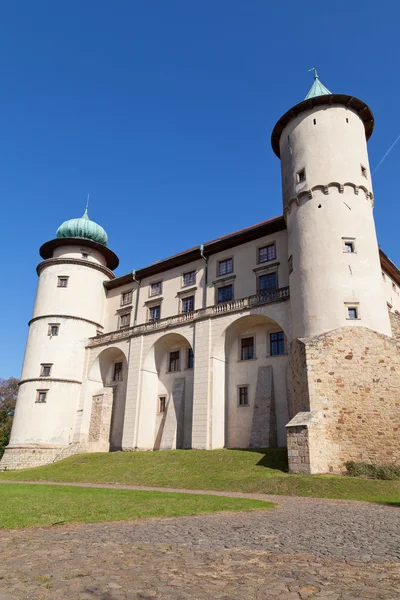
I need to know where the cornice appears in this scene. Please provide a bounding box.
[284,182,374,218]
[19,377,82,386]
[29,314,103,329]
[37,257,115,279]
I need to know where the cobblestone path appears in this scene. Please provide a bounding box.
[0,483,399,599]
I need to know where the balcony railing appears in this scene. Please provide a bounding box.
[88,286,289,347]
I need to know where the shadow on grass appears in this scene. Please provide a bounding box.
[228,448,289,473]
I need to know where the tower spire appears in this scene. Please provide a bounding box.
[304,68,331,100]
[83,194,89,219]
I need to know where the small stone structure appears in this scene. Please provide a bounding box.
[286,326,400,474]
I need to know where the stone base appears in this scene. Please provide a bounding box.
[0,442,110,471]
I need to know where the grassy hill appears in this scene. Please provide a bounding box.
[1,449,399,504]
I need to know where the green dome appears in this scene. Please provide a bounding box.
[56,208,108,247]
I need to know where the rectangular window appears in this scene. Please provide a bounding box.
[218,258,233,276]
[217,284,233,304]
[347,307,358,320]
[36,389,48,403]
[40,364,52,377]
[113,362,123,381]
[169,350,180,372]
[258,244,276,264]
[238,386,249,406]
[57,276,69,288]
[48,324,59,336]
[270,331,285,356]
[82,253,88,259]
[297,168,306,183]
[182,295,194,313]
[159,396,166,413]
[150,281,162,297]
[259,273,277,292]
[121,291,133,306]
[120,313,130,328]
[183,271,196,286]
[187,348,194,369]
[241,337,254,361]
[149,305,161,322]
[344,241,355,253]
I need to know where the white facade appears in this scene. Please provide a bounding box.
[2,81,400,470]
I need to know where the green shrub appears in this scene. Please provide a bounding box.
[345,461,400,480]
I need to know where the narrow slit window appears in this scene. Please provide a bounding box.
[238,386,249,406]
[313,118,316,125]
[113,362,123,381]
[48,324,59,336]
[159,396,166,413]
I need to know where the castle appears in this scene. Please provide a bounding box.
[2,73,400,474]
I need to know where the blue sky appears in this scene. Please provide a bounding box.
[1,0,399,377]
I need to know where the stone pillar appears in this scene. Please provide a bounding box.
[87,387,114,451]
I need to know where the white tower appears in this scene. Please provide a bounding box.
[271,71,391,339]
[1,208,119,470]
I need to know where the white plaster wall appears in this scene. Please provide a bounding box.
[287,187,391,338]
[104,282,139,332]
[53,245,107,267]
[206,231,288,306]
[10,381,80,445]
[33,261,108,326]
[279,105,372,206]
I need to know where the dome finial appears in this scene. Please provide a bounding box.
[82,194,89,219]
[304,68,331,100]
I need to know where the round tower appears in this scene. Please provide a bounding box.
[1,207,119,470]
[271,71,391,339]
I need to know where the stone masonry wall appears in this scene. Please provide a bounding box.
[288,326,400,474]
[389,310,400,340]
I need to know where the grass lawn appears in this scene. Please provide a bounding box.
[0,449,399,504]
[0,483,273,529]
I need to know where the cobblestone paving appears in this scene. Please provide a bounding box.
[0,485,399,599]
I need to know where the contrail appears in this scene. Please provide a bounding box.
[372,134,400,175]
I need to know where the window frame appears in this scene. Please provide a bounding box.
[119,312,131,329]
[296,168,306,183]
[168,350,180,373]
[217,257,234,277]
[270,331,286,356]
[181,295,195,313]
[121,290,133,306]
[158,396,167,414]
[187,347,194,369]
[342,238,356,254]
[182,270,196,287]
[48,323,60,336]
[258,271,278,293]
[238,385,249,407]
[57,276,69,288]
[346,306,359,320]
[240,336,255,361]
[36,389,48,403]
[40,363,52,377]
[150,281,163,297]
[113,362,123,382]
[257,243,276,265]
[217,284,233,304]
[148,304,161,322]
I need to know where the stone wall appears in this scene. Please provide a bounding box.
[389,310,400,340]
[287,326,400,474]
[286,338,309,419]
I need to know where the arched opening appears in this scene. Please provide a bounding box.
[212,313,289,449]
[138,332,194,450]
[88,347,128,450]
